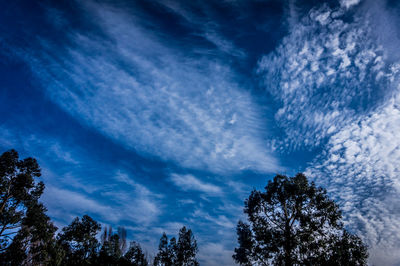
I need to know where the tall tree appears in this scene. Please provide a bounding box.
[124,241,148,266]
[97,226,128,264]
[176,226,198,266]
[154,227,198,266]
[153,233,173,266]
[233,173,368,266]
[0,149,44,251]
[0,202,59,265]
[57,215,101,265]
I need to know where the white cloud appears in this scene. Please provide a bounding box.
[43,171,162,226]
[192,209,236,230]
[306,91,400,265]
[258,2,393,149]
[197,242,235,266]
[0,126,162,226]
[259,2,400,264]
[152,222,185,236]
[340,0,362,9]
[15,1,279,174]
[156,0,246,58]
[42,185,118,223]
[170,173,222,195]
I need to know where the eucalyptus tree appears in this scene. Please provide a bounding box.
[154,227,198,266]
[124,241,148,266]
[0,149,44,251]
[233,173,368,266]
[57,215,101,265]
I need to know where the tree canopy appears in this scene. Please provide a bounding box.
[1,150,370,265]
[233,173,368,266]
[57,214,102,265]
[0,149,44,251]
[154,227,198,266]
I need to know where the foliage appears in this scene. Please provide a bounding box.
[96,226,130,265]
[0,149,201,265]
[233,173,368,266]
[154,227,198,266]
[0,149,44,251]
[0,150,371,266]
[124,241,148,266]
[0,202,58,265]
[154,233,174,266]
[57,215,101,265]
[176,226,198,266]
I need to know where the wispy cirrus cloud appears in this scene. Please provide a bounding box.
[0,125,163,227]
[13,0,279,174]
[170,173,222,195]
[157,0,247,59]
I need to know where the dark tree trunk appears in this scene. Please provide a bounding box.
[284,221,292,266]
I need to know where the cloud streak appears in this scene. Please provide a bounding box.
[14,1,279,174]
[170,173,222,194]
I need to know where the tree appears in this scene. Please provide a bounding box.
[57,215,101,265]
[176,226,198,266]
[97,226,128,265]
[0,202,59,265]
[153,233,173,266]
[233,173,368,266]
[154,227,198,266]
[124,241,148,266]
[0,149,44,251]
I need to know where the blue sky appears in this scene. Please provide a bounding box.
[1,0,400,264]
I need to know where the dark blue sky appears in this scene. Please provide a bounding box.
[1,0,400,264]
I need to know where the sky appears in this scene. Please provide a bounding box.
[1,0,400,264]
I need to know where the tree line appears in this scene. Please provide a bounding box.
[0,149,368,265]
[0,150,198,265]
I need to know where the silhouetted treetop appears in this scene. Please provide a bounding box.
[233,173,368,266]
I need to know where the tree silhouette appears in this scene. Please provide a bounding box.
[57,215,101,265]
[0,149,44,251]
[154,233,174,266]
[0,150,201,265]
[176,226,198,266]
[154,227,198,266]
[97,226,129,265]
[124,241,148,266]
[233,173,368,266]
[0,202,58,265]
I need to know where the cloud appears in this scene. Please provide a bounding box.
[340,0,362,9]
[42,185,118,224]
[258,2,395,149]
[306,90,400,265]
[0,125,162,226]
[197,242,235,266]
[157,0,246,58]
[259,1,400,264]
[12,0,279,174]
[192,209,235,229]
[42,170,162,226]
[170,173,222,195]
[152,222,186,236]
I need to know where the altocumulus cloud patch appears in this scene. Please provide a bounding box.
[258,1,395,149]
[258,0,400,265]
